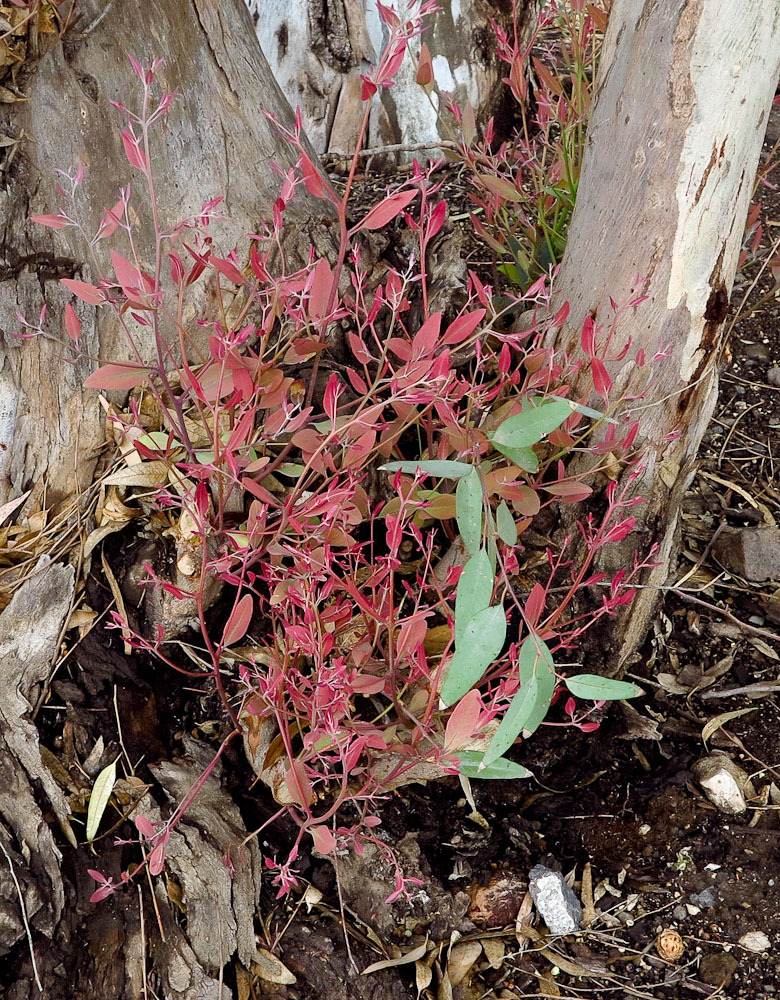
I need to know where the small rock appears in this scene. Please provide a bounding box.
[468,870,528,928]
[690,887,719,908]
[672,905,688,922]
[767,365,780,387]
[700,952,738,987]
[528,865,582,935]
[692,753,756,815]
[713,527,780,583]
[739,930,771,954]
[743,342,770,360]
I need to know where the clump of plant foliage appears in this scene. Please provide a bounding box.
[26,0,655,905]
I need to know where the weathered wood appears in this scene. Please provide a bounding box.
[551,0,780,671]
[249,0,536,158]
[0,0,336,507]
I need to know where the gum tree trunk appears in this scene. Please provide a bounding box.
[249,0,536,159]
[0,1,334,997]
[0,0,337,508]
[551,0,780,672]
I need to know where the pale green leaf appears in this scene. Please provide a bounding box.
[455,549,494,645]
[564,674,642,701]
[484,634,556,764]
[491,442,539,472]
[456,751,533,780]
[381,460,474,478]
[496,500,518,545]
[86,757,118,842]
[441,605,506,706]
[490,399,571,449]
[456,467,483,554]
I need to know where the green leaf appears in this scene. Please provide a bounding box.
[441,605,506,706]
[491,442,539,472]
[136,431,183,450]
[490,399,571,449]
[456,467,483,554]
[86,757,118,842]
[455,549,494,645]
[456,751,533,780]
[276,463,308,478]
[564,674,642,701]
[381,460,474,478]
[548,395,618,424]
[484,634,556,764]
[496,500,518,545]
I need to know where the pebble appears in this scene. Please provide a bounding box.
[690,887,719,908]
[713,527,780,583]
[673,905,688,922]
[691,753,756,815]
[528,865,583,935]
[700,952,738,987]
[767,365,780,387]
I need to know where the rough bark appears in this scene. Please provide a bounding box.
[551,0,780,672]
[249,0,535,159]
[0,0,337,507]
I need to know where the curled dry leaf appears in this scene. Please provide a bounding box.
[251,946,296,985]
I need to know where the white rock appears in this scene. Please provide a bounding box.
[691,754,756,815]
[739,931,771,954]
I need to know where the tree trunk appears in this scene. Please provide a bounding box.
[0,0,336,508]
[249,0,536,159]
[0,1,334,996]
[551,0,780,672]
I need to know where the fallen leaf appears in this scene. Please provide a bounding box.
[251,947,296,985]
[362,939,429,975]
[446,941,481,986]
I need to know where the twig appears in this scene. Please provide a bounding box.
[0,837,42,992]
[672,590,780,643]
[325,139,459,161]
[701,681,780,700]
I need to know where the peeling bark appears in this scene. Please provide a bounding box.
[551,0,780,672]
[250,0,536,159]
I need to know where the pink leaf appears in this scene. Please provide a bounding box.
[543,481,593,502]
[84,363,150,391]
[148,841,166,876]
[580,315,595,356]
[285,761,313,808]
[442,308,485,346]
[300,152,332,201]
[211,255,245,285]
[416,41,434,88]
[64,303,81,342]
[411,311,441,358]
[357,189,417,232]
[31,213,68,229]
[591,358,612,402]
[111,250,143,298]
[308,258,334,321]
[134,815,155,838]
[444,688,482,751]
[98,199,125,240]
[524,583,546,629]
[121,129,148,172]
[223,593,253,646]
[309,825,338,854]
[61,278,104,306]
